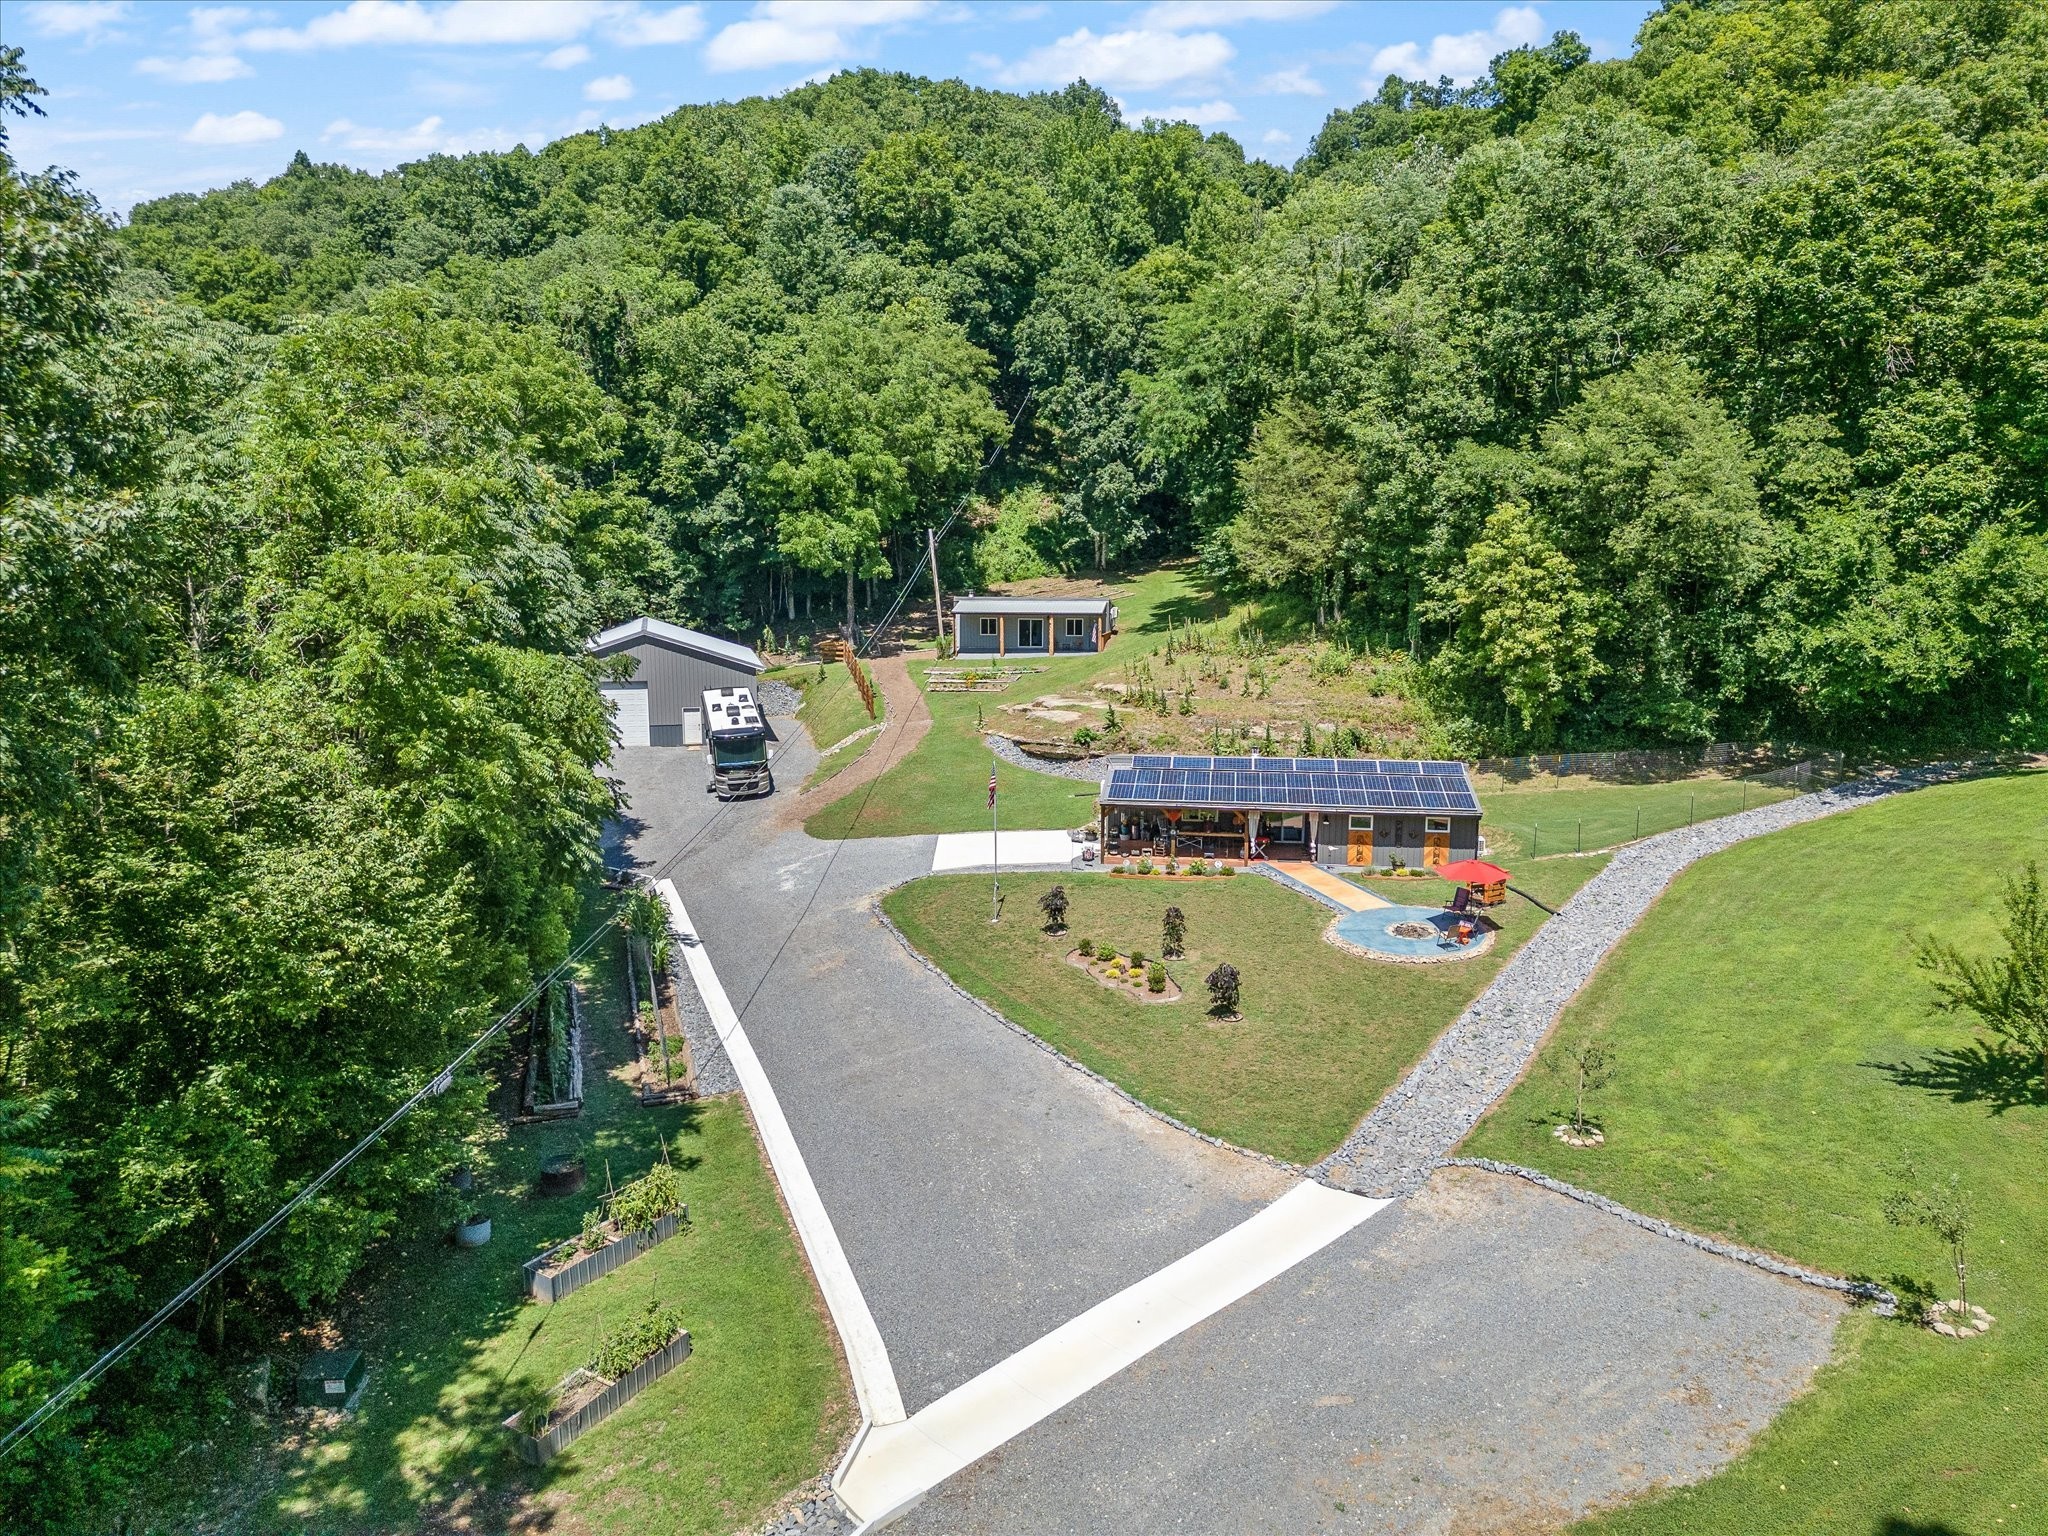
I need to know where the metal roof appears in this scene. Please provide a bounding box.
[952,596,1115,616]
[1101,755,1481,816]
[586,617,762,673]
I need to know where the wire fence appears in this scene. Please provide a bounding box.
[1480,774,1820,860]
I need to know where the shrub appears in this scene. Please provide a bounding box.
[1162,906,1186,958]
[1130,949,1146,969]
[1147,963,1166,993]
[1165,858,1179,875]
[1218,865,1236,878]
[1137,857,1154,875]
[1205,962,1241,1016]
[1107,960,1126,977]
[1076,938,1095,958]
[1186,858,1207,876]
[594,1299,688,1379]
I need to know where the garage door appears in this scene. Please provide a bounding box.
[682,708,702,747]
[600,683,651,749]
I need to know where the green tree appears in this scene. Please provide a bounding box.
[1038,884,1069,932]
[1918,862,2048,1084]
[1439,503,1602,744]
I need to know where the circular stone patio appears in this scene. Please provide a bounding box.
[1327,902,1495,963]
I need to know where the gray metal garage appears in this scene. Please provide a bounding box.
[587,618,763,748]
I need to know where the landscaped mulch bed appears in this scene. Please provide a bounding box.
[1063,948,1183,1002]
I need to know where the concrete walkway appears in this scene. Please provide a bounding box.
[1268,860,1391,911]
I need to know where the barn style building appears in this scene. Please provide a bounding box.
[587,618,763,748]
[1098,754,1483,871]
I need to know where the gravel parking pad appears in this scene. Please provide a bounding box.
[892,1166,1845,1535]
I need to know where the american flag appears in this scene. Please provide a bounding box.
[988,763,998,808]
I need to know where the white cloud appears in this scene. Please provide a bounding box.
[183,109,285,144]
[321,113,518,155]
[1131,98,1240,127]
[991,26,1233,91]
[541,43,591,68]
[585,73,635,101]
[136,52,253,82]
[22,1,134,45]
[704,1,935,73]
[236,1,701,53]
[1256,65,1322,96]
[604,4,704,45]
[1138,1,1333,26]
[1262,127,1292,145]
[1367,4,1545,86]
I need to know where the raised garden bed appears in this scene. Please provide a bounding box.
[502,1326,693,1466]
[1064,948,1183,1002]
[523,1209,687,1304]
[624,926,693,1105]
[522,980,584,1118]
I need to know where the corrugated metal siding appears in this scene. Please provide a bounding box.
[610,642,756,731]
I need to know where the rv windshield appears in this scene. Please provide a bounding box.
[711,734,767,769]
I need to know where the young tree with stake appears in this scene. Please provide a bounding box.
[1545,1035,1614,1138]
[1205,962,1239,1018]
[1161,905,1186,958]
[1038,883,1068,933]
[1883,1162,1981,1332]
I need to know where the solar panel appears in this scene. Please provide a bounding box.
[1132,754,1172,769]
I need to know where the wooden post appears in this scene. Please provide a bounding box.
[1047,613,1055,655]
[998,618,1005,658]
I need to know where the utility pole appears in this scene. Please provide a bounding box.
[928,526,944,652]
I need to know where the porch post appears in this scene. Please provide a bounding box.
[1047,613,1055,654]
[1247,809,1261,862]
[998,618,1005,657]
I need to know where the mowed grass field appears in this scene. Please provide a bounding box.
[765,660,881,791]
[1463,770,2048,1534]
[244,922,849,1536]
[885,858,1603,1163]
[1478,773,1798,860]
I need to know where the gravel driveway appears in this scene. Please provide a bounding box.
[608,728,1864,1532]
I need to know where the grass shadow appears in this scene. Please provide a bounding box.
[1866,1040,2048,1115]
[1875,1521,1969,1536]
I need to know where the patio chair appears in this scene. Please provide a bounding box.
[1443,886,1472,916]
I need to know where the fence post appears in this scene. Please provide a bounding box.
[1577,819,1582,853]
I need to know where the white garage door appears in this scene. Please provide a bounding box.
[682,708,702,747]
[601,683,651,749]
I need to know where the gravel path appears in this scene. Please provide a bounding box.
[757,678,803,717]
[1316,767,1958,1197]
[667,944,739,1097]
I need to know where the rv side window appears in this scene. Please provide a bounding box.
[978,616,998,637]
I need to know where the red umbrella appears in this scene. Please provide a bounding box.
[1434,859,1511,885]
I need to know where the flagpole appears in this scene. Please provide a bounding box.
[990,755,1001,923]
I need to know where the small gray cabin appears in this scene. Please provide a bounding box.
[1099,754,1483,871]
[587,618,763,748]
[953,595,1117,657]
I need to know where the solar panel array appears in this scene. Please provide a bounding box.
[1103,755,1479,815]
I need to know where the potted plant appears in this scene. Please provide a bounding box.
[456,1211,493,1248]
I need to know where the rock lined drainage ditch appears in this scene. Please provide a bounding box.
[1449,1158,1897,1313]
[1315,765,1965,1199]
[668,945,740,1097]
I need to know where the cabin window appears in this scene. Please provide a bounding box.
[978,616,998,637]
[1064,617,1086,638]
[1349,814,1374,831]
[1425,816,1451,833]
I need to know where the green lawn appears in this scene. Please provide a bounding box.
[1478,773,1799,860]
[250,924,850,1535]
[883,857,1603,1163]
[806,565,1214,839]
[766,662,880,791]
[1461,770,2048,1534]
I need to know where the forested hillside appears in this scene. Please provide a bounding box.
[1,1,2045,1525]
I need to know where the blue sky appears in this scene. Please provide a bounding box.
[7,1,1658,215]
